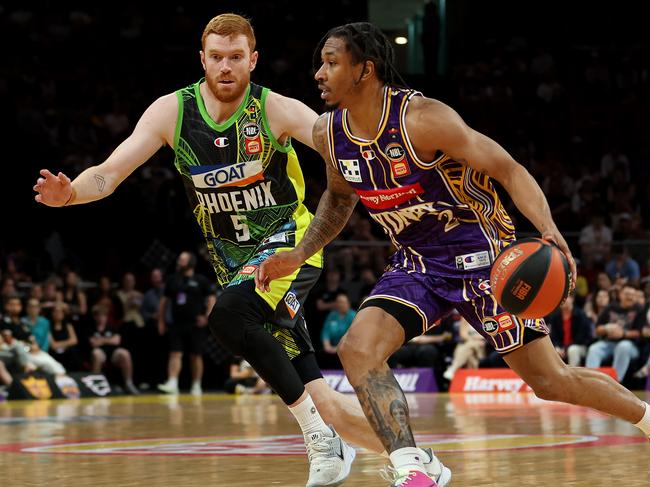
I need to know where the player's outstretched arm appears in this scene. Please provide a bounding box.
[255,114,358,291]
[409,97,576,287]
[34,94,177,207]
[265,91,319,150]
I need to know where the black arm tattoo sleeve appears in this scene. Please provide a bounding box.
[295,115,359,259]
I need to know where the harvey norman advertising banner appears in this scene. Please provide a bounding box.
[449,367,617,393]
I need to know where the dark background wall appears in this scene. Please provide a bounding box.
[1,0,648,280]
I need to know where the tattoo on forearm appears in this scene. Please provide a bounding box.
[94,174,106,192]
[354,368,415,452]
[299,191,355,257]
[300,115,358,259]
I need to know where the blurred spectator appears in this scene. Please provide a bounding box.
[0,360,12,392]
[141,268,167,326]
[312,269,346,330]
[578,215,612,269]
[89,275,124,328]
[40,277,64,319]
[223,357,270,395]
[600,143,630,179]
[1,277,18,301]
[443,317,485,381]
[1,295,65,376]
[1,295,33,343]
[1,332,36,390]
[584,289,611,324]
[89,305,139,394]
[157,251,216,396]
[116,272,144,328]
[320,293,356,369]
[586,284,646,381]
[22,298,51,352]
[62,271,88,324]
[357,267,377,306]
[28,283,44,302]
[547,294,594,366]
[605,247,641,287]
[48,303,83,372]
[390,315,455,385]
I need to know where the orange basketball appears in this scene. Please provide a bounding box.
[490,238,570,319]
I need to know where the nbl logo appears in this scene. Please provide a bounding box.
[242,123,260,139]
[481,318,499,335]
[385,144,406,161]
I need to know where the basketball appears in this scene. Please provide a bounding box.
[490,238,570,319]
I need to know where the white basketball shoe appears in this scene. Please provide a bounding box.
[305,425,356,487]
[421,448,452,486]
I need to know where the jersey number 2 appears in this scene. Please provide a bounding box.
[231,215,250,242]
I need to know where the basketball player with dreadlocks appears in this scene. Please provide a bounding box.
[33,13,451,487]
[256,22,650,486]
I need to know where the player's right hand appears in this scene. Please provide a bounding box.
[255,250,304,292]
[33,169,73,207]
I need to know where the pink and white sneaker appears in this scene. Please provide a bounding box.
[381,467,438,487]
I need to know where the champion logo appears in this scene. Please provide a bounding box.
[361,149,376,161]
[478,280,491,291]
[214,137,229,148]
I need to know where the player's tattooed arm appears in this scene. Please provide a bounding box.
[355,369,416,451]
[94,174,106,192]
[294,115,359,260]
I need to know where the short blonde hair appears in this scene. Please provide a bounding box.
[202,13,256,51]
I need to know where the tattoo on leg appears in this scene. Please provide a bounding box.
[355,368,415,452]
[94,174,106,192]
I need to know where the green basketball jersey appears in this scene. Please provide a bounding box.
[173,81,321,286]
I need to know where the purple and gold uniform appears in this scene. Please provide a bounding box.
[326,87,548,353]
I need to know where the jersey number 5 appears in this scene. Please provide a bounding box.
[231,215,250,242]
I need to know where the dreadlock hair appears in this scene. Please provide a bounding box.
[313,22,408,89]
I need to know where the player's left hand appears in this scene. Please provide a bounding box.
[255,250,304,292]
[541,230,576,293]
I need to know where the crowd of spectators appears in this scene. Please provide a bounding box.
[2,4,650,395]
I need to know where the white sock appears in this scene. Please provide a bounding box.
[389,447,427,474]
[633,402,650,437]
[289,394,329,438]
[192,380,201,388]
[167,377,178,388]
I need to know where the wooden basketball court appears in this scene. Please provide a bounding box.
[1,391,648,486]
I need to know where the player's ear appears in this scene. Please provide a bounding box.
[361,60,374,81]
[250,50,258,71]
[200,50,206,71]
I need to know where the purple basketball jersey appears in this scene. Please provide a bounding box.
[328,87,547,351]
[326,87,516,278]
